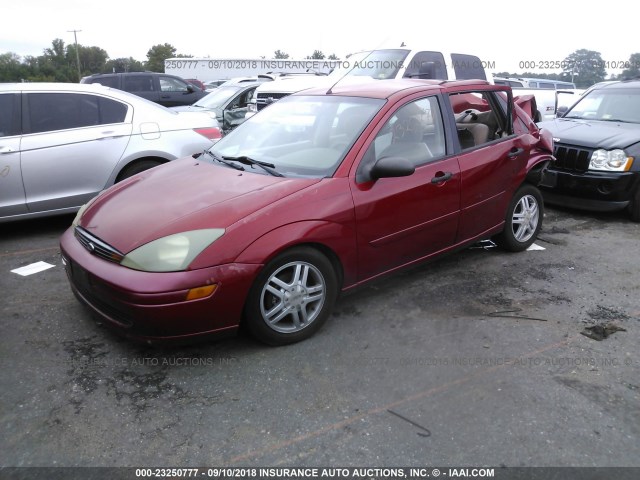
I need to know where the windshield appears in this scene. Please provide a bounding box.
[210,95,385,177]
[328,49,411,80]
[564,87,640,123]
[193,86,243,109]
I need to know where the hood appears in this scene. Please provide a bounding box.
[538,118,640,150]
[80,157,321,253]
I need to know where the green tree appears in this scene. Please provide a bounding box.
[327,53,339,60]
[274,50,289,59]
[146,43,177,72]
[562,49,606,88]
[105,57,145,74]
[306,50,325,60]
[0,52,29,81]
[71,45,109,76]
[620,53,640,79]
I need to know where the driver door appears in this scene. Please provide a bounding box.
[350,96,461,282]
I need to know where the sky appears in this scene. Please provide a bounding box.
[2,0,636,76]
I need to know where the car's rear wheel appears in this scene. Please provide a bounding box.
[116,160,162,182]
[495,184,543,252]
[243,247,338,345]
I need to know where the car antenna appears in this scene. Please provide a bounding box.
[325,40,392,95]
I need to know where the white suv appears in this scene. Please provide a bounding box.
[248,48,491,115]
[0,83,221,222]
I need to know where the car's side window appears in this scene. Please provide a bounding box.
[368,96,446,168]
[159,76,189,92]
[91,76,119,88]
[0,93,20,137]
[403,51,447,80]
[25,93,128,134]
[449,91,508,150]
[123,75,154,92]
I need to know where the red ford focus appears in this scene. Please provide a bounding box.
[60,79,554,345]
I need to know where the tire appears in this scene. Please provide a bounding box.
[116,160,162,182]
[243,247,338,345]
[495,184,544,252]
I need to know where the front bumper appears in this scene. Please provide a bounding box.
[540,169,639,212]
[60,227,262,343]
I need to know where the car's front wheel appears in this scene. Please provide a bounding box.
[495,184,543,252]
[243,247,338,345]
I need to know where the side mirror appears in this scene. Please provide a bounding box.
[186,84,196,93]
[556,106,569,118]
[370,156,415,180]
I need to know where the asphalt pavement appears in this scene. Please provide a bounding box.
[1,207,639,471]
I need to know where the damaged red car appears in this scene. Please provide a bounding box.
[60,79,554,345]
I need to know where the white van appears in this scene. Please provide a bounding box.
[248,48,492,115]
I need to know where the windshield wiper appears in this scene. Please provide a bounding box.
[222,155,284,177]
[202,150,245,171]
[598,118,629,123]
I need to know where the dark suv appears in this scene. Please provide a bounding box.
[537,79,640,221]
[80,72,207,107]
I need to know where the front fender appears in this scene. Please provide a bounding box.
[234,220,358,288]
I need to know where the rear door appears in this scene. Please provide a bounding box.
[350,95,461,281]
[122,74,160,103]
[446,87,529,240]
[0,91,27,217]
[20,91,132,213]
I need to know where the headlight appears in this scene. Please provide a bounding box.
[589,149,634,172]
[120,229,225,272]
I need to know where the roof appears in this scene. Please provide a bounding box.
[298,78,491,99]
[596,79,640,90]
[0,82,116,93]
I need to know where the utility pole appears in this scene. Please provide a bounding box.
[68,29,82,81]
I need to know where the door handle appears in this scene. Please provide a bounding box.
[508,147,524,158]
[431,171,453,184]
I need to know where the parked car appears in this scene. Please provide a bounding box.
[170,82,261,134]
[537,79,640,221]
[249,47,492,116]
[60,79,554,346]
[204,80,226,90]
[80,72,207,107]
[184,79,207,91]
[0,83,221,223]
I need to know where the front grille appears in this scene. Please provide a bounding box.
[256,92,290,110]
[552,145,592,173]
[69,259,133,328]
[74,227,124,264]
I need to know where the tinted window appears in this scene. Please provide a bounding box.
[451,54,487,80]
[403,51,448,80]
[26,93,128,134]
[539,82,555,89]
[89,75,119,88]
[0,93,20,137]
[123,75,155,92]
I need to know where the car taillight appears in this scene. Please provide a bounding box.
[194,127,222,141]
